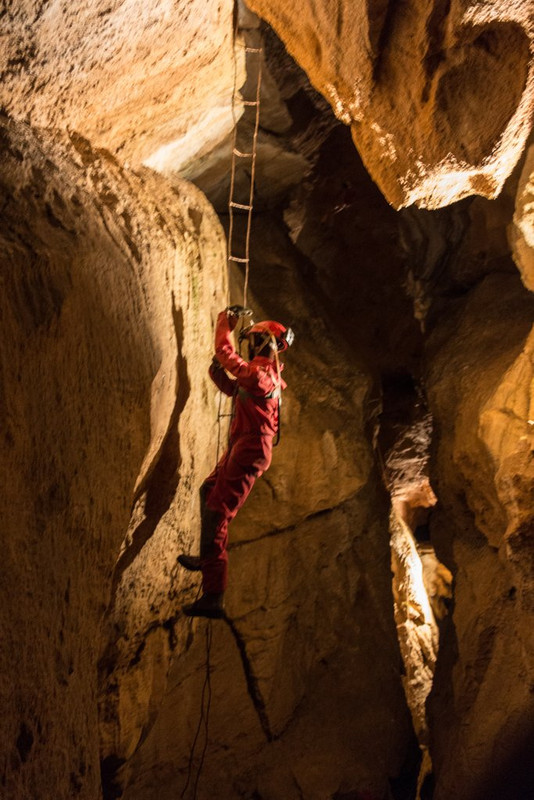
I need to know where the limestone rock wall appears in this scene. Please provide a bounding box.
[2,2,534,799]
[122,494,416,800]
[249,96,534,798]
[103,213,418,800]
[0,116,227,800]
[0,0,241,171]
[424,271,534,800]
[246,0,534,209]
[511,138,534,292]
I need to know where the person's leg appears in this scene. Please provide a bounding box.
[177,464,220,572]
[199,455,257,594]
[184,445,261,617]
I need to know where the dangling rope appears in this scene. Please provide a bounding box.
[180,622,213,800]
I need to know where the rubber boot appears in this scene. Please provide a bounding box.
[183,593,225,619]
[177,554,202,571]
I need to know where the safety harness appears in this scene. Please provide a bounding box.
[236,333,284,445]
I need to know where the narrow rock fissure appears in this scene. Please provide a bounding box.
[228,504,338,549]
[378,372,452,794]
[223,616,275,742]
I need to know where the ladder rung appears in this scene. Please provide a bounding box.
[228,256,249,264]
[230,201,252,210]
[243,100,259,107]
[233,148,253,157]
[245,47,262,53]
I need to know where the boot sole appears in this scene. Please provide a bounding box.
[183,604,225,620]
[177,555,202,572]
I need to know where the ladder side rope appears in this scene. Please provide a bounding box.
[225,4,241,310]
[227,41,263,309]
[243,50,262,309]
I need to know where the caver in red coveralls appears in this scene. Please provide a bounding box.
[199,310,286,596]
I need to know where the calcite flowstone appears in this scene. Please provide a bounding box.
[247,0,534,209]
[0,116,227,800]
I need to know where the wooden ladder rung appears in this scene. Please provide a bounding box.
[242,100,259,107]
[230,201,253,210]
[245,47,262,54]
[228,256,249,264]
[233,148,253,157]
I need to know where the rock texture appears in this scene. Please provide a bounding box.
[0,0,241,171]
[390,513,438,744]
[0,115,227,799]
[246,0,534,209]
[425,271,534,800]
[510,138,534,291]
[2,3,534,800]
[103,213,418,800]
[121,495,417,800]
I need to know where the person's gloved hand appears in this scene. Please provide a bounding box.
[227,304,253,317]
[226,308,238,331]
[210,356,222,371]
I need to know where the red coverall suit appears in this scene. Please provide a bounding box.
[200,310,286,595]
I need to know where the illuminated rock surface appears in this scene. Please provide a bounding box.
[511,139,534,291]
[247,0,534,209]
[0,3,533,800]
[0,116,227,799]
[0,0,241,170]
[425,272,534,800]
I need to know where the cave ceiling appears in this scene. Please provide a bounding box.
[3,1,534,211]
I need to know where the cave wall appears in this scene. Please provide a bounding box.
[0,115,417,800]
[236,94,534,799]
[121,495,416,800]
[246,0,534,209]
[0,116,227,799]
[424,271,534,800]
[1,2,534,799]
[0,0,242,171]
[103,214,417,800]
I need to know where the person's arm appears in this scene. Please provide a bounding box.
[214,310,276,394]
[208,357,236,396]
[214,311,254,380]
